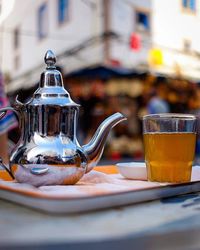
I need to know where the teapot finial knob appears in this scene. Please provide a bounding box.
[44,50,56,69]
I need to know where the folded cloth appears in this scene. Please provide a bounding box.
[0,170,161,198]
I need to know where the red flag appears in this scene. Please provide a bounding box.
[130,33,141,51]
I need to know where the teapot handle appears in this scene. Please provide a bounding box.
[0,158,14,179]
[0,106,22,128]
[0,107,19,180]
[0,106,19,116]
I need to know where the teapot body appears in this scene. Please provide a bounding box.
[10,104,88,186]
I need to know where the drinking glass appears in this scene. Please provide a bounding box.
[143,113,196,183]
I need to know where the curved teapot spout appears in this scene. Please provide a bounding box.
[82,112,127,173]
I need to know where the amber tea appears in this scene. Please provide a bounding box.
[144,132,196,183]
[143,113,197,183]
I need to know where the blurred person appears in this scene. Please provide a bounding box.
[147,77,170,114]
[0,72,18,164]
[187,86,200,164]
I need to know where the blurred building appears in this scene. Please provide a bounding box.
[1,0,199,94]
[1,0,200,160]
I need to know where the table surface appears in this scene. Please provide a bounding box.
[1,165,200,250]
[1,192,200,250]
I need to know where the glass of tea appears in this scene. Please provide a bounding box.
[143,113,196,183]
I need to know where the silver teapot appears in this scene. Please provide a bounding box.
[0,50,126,186]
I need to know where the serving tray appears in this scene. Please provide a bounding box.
[0,165,200,214]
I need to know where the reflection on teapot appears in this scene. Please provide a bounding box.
[0,50,126,186]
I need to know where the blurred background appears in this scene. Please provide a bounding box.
[1,0,200,164]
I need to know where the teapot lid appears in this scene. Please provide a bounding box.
[31,50,79,106]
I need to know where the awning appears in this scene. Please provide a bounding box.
[66,65,139,79]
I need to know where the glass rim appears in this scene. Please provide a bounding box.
[143,113,196,120]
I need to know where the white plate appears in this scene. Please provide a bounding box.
[116,162,147,180]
